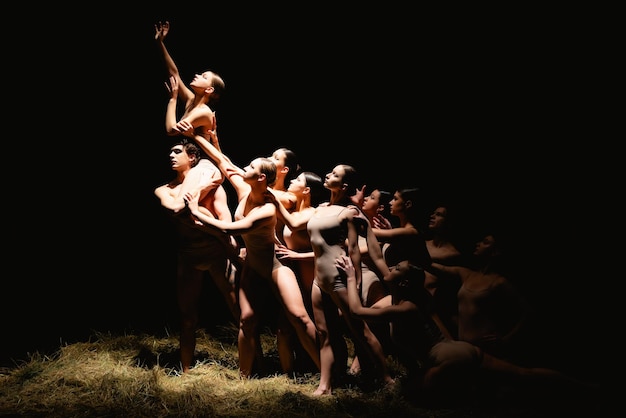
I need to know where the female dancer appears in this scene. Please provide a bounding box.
[180,124,320,378]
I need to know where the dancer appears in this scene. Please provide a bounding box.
[155,20,226,211]
[272,171,325,373]
[272,164,395,395]
[339,254,596,404]
[180,127,320,378]
[154,138,239,373]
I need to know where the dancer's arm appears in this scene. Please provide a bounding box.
[176,119,248,202]
[186,191,275,236]
[363,218,391,281]
[165,76,216,138]
[339,255,412,321]
[155,21,194,103]
[267,191,312,231]
[345,209,364,289]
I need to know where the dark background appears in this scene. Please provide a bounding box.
[3,6,609,383]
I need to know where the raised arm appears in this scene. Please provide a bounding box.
[165,76,216,138]
[424,262,468,281]
[155,21,193,103]
[211,185,232,222]
[268,191,312,231]
[372,224,416,241]
[175,119,249,202]
[164,75,182,136]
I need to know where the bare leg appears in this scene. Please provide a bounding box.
[480,352,596,390]
[349,355,361,375]
[312,282,334,396]
[207,258,240,322]
[276,310,296,374]
[334,288,395,389]
[237,270,262,378]
[176,262,204,373]
[273,266,320,371]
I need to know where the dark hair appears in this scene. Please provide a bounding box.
[338,164,361,206]
[427,201,459,240]
[396,187,422,224]
[377,190,393,219]
[279,147,301,184]
[173,138,203,168]
[473,231,515,280]
[303,171,325,207]
[342,164,361,193]
[208,72,225,106]
[396,263,430,307]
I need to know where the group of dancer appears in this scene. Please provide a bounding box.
[152,21,596,400]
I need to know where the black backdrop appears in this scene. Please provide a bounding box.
[3,7,608,383]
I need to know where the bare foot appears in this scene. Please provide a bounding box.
[349,356,361,375]
[312,387,332,396]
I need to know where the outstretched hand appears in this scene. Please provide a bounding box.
[372,214,392,229]
[154,21,170,41]
[350,185,366,207]
[165,75,178,98]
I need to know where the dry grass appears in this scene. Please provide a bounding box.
[0,325,605,418]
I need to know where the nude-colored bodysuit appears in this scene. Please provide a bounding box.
[307,205,354,294]
[233,196,282,280]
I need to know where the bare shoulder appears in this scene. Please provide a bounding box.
[345,205,362,217]
[274,189,297,209]
[427,240,461,260]
[182,105,216,130]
